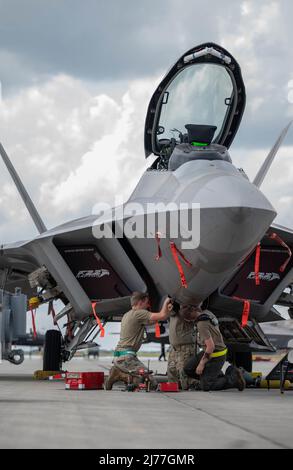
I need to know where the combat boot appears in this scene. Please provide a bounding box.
[179,370,189,390]
[225,365,246,391]
[187,380,201,391]
[234,367,246,391]
[149,375,158,391]
[105,366,130,390]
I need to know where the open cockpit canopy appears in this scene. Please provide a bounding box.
[144,43,246,157]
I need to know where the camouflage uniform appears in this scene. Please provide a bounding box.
[167,343,196,389]
[167,312,197,390]
[114,354,148,376]
[106,308,156,390]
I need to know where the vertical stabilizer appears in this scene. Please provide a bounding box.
[253,121,292,188]
[0,143,47,234]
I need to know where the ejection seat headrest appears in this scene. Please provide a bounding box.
[185,124,217,145]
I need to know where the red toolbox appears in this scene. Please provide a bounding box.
[65,372,104,390]
[158,382,179,392]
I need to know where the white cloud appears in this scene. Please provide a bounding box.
[1,2,293,247]
[218,0,292,147]
[232,144,293,228]
[51,78,157,213]
[0,73,158,242]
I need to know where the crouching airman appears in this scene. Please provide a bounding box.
[183,305,246,391]
[105,292,173,390]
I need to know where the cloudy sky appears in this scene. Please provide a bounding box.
[1,0,293,343]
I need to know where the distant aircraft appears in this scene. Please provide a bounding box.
[1,42,293,372]
[261,320,293,350]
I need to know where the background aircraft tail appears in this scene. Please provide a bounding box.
[253,121,292,188]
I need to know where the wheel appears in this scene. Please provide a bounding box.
[43,330,62,371]
[235,351,253,372]
[8,349,24,365]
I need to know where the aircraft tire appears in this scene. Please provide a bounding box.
[43,330,62,371]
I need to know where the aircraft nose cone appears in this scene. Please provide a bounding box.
[182,162,276,215]
[173,162,277,303]
[127,160,277,306]
[192,168,276,267]
[173,200,275,305]
[200,205,274,269]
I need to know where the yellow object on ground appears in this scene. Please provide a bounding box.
[259,379,291,389]
[251,371,262,379]
[33,370,62,380]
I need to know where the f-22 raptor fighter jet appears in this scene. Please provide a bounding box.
[1,42,293,371]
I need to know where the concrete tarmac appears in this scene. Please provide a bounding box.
[0,356,292,449]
